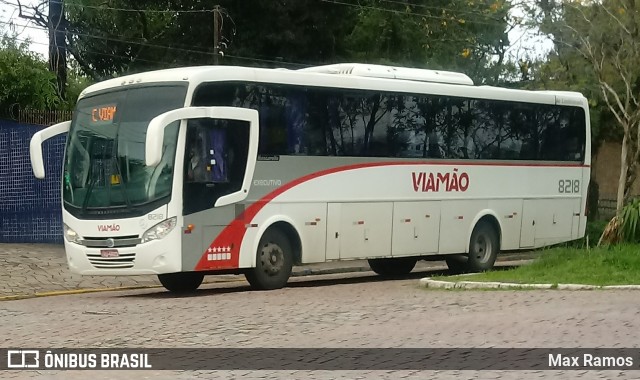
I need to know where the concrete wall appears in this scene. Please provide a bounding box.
[592,141,640,201]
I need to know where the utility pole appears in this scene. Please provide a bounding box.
[48,0,67,99]
[213,5,221,65]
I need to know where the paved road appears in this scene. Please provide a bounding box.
[0,243,536,298]
[1,270,638,379]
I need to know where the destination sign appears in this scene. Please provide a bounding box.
[91,105,117,125]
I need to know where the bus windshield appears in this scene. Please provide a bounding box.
[63,84,188,218]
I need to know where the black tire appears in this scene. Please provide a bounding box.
[158,272,204,293]
[445,255,466,274]
[446,221,499,274]
[245,229,293,290]
[368,257,417,276]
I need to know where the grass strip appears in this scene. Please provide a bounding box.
[444,244,640,286]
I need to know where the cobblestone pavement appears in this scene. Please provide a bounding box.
[0,243,536,298]
[1,271,639,379]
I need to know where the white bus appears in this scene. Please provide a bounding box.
[30,63,590,292]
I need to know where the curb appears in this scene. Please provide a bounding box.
[0,277,249,302]
[0,256,533,301]
[0,285,171,302]
[291,266,369,277]
[419,278,640,290]
[0,266,369,301]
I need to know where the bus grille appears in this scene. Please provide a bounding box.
[86,252,136,269]
[80,235,141,248]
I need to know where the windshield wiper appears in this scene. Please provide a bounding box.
[81,138,105,212]
[81,171,96,212]
[111,140,132,208]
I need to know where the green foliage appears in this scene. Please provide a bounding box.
[529,0,640,210]
[60,63,94,110]
[585,219,609,247]
[65,0,357,77]
[598,198,640,246]
[521,49,609,155]
[587,180,600,219]
[562,219,608,248]
[64,0,516,85]
[343,0,514,84]
[446,244,640,286]
[523,0,638,155]
[0,33,60,117]
[620,199,640,243]
[223,1,355,67]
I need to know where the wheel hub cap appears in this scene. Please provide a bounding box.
[260,242,284,275]
[474,236,492,263]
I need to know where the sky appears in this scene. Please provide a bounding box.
[0,0,49,57]
[0,0,552,67]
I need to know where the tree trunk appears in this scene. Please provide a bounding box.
[617,132,630,214]
[48,0,67,99]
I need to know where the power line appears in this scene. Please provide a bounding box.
[319,0,516,28]
[4,0,515,29]
[1,20,311,68]
[370,0,510,23]
[0,0,19,7]
[1,17,505,58]
[2,21,228,61]
[0,0,219,14]
[0,18,492,59]
[8,35,179,66]
[62,0,219,14]
[2,2,524,69]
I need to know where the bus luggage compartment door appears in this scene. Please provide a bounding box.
[326,203,393,260]
[520,198,580,248]
[391,201,441,256]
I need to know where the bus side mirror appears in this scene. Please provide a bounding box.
[146,107,258,167]
[146,106,259,208]
[30,121,71,179]
[146,107,229,167]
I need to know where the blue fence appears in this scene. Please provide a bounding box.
[0,119,66,243]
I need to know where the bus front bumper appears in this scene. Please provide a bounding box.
[64,238,182,276]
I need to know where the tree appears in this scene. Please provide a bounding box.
[59,0,516,83]
[16,0,68,99]
[531,0,640,213]
[343,0,516,84]
[521,41,605,153]
[221,1,356,67]
[61,0,358,78]
[0,32,59,118]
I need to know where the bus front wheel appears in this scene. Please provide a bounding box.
[446,221,499,274]
[245,229,293,290]
[368,257,417,276]
[158,272,204,293]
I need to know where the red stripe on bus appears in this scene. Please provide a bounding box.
[194,160,588,271]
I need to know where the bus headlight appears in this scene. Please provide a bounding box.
[142,217,177,243]
[63,224,81,244]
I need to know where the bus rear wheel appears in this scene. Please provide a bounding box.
[158,272,204,293]
[368,257,417,276]
[446,221,499,274]
[245,229,293,290]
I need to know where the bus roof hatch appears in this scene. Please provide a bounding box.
[299,63,474,86]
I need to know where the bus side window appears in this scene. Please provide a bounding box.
[207,127,229,183]
[186,121,230,183]
[565,109,585,161]
[186,130,208,183]
[285,92,306,155]
[540,110,578,161]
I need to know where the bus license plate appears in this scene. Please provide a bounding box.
[100,249,119,258]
